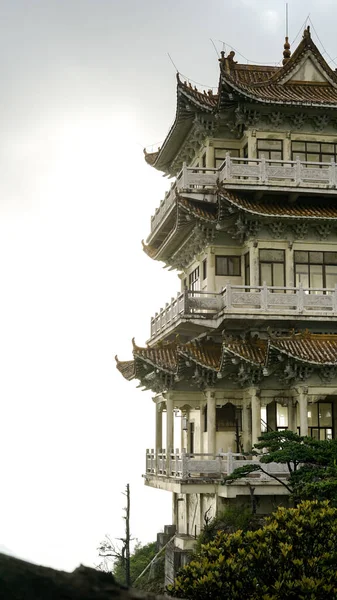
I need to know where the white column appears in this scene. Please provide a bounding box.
[250,244,259,287]
[206,390,216,455]
[286,245,294,289]
[208,248,216,293]
[206,140,214,169]
[155,402,162,452]
[250,387,261,447]
[288,399,297,433]
[298,387,308,436]
[166,395,174,453]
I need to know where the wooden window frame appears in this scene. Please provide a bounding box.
[291,140,337,163]
[294,251,337,289]
[189,267,200,291]
[215,255,241,277]
[257,139,283,161]
[259,249,286,287]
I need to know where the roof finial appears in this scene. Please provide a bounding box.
[283,36,291,65]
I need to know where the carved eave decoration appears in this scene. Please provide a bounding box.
[144,75,218,177]
[143,195,218,267]
[116,333,337,392]
[217,189,337,241]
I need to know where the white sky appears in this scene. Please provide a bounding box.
[2,0,337,572]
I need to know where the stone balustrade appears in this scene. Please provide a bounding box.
[150,155,337,233]
[150,284,337,340]
[145,448,289,480]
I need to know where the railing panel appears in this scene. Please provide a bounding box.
[150,285,337,339]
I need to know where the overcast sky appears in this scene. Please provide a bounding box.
[2,0,337,573]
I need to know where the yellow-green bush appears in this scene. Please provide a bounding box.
[168,501,337,599]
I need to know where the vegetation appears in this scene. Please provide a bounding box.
[113,541,164,593]
[224,430,337,505]
[168,500,337,599]
[195,504,262,552]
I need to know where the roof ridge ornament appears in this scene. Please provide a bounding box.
[282,36,291,65]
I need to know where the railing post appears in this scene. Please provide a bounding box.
[225,282,232,309]
[333,285,337,314]
[224,152,231,180]
[330,158,336,188]
[227,448,233,475]
[181,449,188,479]
[261,281,268,310]
[183,288,190,314]
[295,155,302,185]
[298,282,304,313]
[181,162,188,188]
[259,154,266,183]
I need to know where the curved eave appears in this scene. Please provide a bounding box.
[143,197,218,263]
[220,75,337,108]
[218,190,337,221]
[148,79,218,175]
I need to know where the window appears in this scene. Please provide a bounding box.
[214,148,240,168]
[259,249,285,287]
[292,140,337,163]
[201,153,206,168]
[257,139,283,161]
[308,402,333,440]
[202,258,207,281]
[216,404,242,432]
[189,267,200,291]
[203,404,242,432]
[215,255,241,276]
[294,251,337,291]
[244,252,250,286]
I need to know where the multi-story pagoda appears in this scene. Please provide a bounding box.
[116,27,337,577]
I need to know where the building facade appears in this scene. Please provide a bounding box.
[116,27,337,574]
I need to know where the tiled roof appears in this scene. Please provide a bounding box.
[229,64,279,85]
[116,333,337,389]
[180,342,222,370]
[220,28,337,106]
[133,340,178,372]
[227,80,337,106]
[178,78,218,110]
[178,197,218,221]
[144,150,160,166]
[270,334,337,365]
[219,190,337,220]
[223,339,267,366]
[115,359,135,381]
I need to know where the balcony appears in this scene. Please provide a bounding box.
[150,284,337,341]
[149,155,337,236]
[145,449,289,481]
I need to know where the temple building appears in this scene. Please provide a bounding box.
[116,27,337,577]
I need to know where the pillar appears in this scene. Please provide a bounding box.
[288,399,297,433]
[155,401,163,452]
[286,245,294,289]
[206,390,216,455]
[206,140,214,169]
[208,248,216,293]
[250,244,259,287]
[166,395,174,472]
[298,387,308,436]
[250,387,261,447]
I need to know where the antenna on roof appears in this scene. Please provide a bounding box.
[285,2,289,38]
[283,2,291,65]
[167,52,179,74]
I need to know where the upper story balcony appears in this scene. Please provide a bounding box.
[149,283,337,343]
[149,155,337,238]
[145,448,289,482]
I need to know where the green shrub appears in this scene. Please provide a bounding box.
[168,501,337,599]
